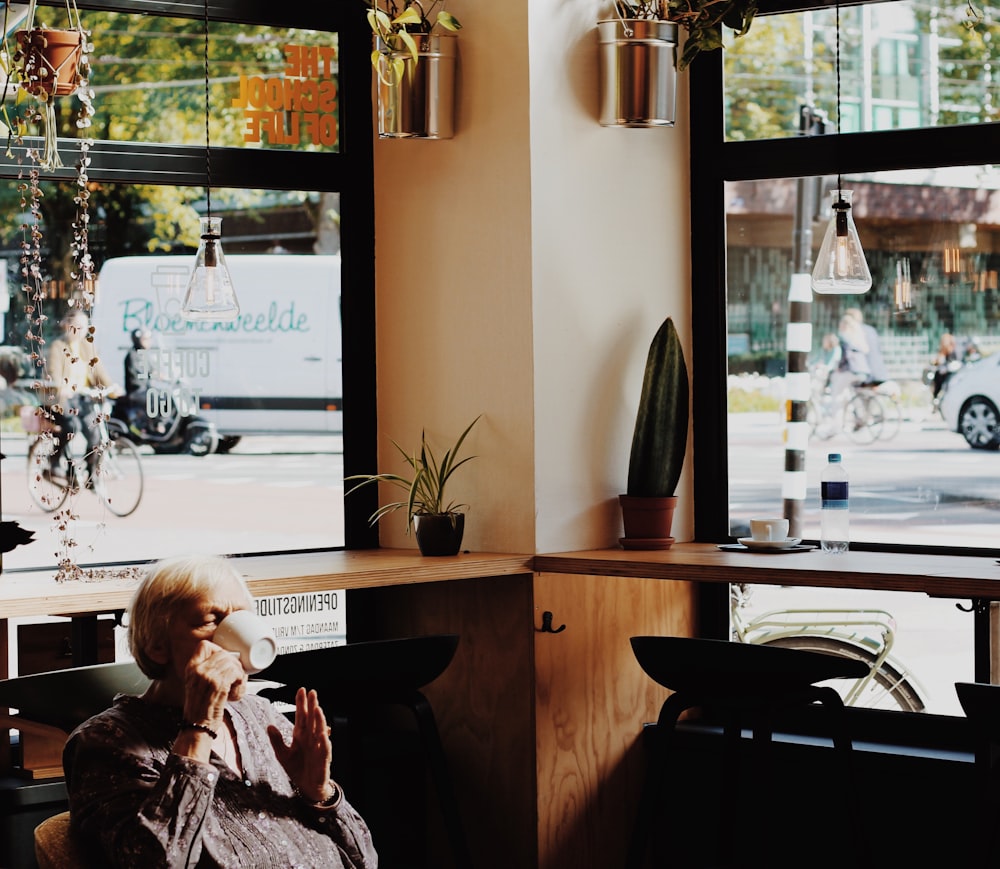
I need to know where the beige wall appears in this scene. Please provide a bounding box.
[373,0,692,555]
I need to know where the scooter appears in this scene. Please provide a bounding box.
[110,379,219,456]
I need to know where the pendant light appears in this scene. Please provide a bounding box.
[181,0,239,322]
[811,3,872,295]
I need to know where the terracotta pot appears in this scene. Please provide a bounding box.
[414,512,465,556]
[16,28,83,98]
[619,494,677,550]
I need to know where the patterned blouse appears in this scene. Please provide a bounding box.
[63,693,378,869]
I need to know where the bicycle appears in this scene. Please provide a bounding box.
[807,368,902,444]
[25,390,144,518]
[730,582,925,712]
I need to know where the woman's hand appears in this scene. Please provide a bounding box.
[182,641,247,730]
[267,687,334,803]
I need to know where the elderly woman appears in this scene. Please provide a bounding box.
[63,555,378,868]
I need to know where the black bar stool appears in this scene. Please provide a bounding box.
[258,634,472,869]
[956,681,1000,860]
[627,636,868,868]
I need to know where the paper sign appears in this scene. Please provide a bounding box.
[254,590,346,654]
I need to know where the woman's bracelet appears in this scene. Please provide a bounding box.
[179,721,219,740]
[301,780,342,811]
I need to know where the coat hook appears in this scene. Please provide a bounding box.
[537,611,566,633]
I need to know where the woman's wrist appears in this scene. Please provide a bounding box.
[179,720,219,740]
[299,779,342,810]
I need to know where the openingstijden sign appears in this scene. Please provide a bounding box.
[232,43,338,147]
[254,590,346,654]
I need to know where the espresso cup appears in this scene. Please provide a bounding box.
[213,610,277,674]
[749,516,789,542]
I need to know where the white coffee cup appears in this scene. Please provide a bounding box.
[749,516,790,542]
[213,610,277,674]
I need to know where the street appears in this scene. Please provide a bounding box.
[729,411,1000,548]
[0,433,346,570]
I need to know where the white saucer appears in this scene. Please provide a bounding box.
[737,537,803,551]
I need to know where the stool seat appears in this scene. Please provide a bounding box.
[627,636,867,869]
[631,635,869,697]
[257,635,470,869]
[260,634,459,706]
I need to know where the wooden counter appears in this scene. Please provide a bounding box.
[0,550,535,621]
[535,543,1000,600]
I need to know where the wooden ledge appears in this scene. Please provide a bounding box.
[534,543,1000,600]
[0,550,535,621]
[4,543,999,622]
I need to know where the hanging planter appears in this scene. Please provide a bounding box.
[375,32,457,139]
[598,18,678,128]
[14,26,82,99]
[11,0,90,169]
[597,1,759,127]
[367,1,461,140]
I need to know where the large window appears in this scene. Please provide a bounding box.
[692,0,1000,715]
[0,1,377,572]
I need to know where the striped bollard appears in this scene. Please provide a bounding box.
[783,272,813,539]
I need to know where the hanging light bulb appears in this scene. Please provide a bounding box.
[181,0,238,322]
[811,190,872,293]
[810,3,871,296]
[182,216,239,319]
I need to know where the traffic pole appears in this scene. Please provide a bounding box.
[784,106,826,539]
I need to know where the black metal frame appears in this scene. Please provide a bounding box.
[689,1,1000,651]
[0,0,380,550]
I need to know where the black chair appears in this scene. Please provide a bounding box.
[956,681,1000,859]
[257,634,471,869]
[0,661,150,774]
[627,636,869,869]
[0,661,149,868]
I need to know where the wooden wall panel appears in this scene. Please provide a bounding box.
[533,573,697,869]
[351,574,537,869]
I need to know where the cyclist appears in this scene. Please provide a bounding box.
[46,309,117,485]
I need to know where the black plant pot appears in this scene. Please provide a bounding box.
[414,513,465,556]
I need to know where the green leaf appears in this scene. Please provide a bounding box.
[398,29,419,64]
[436,11,462,32]
[393,7,423,27]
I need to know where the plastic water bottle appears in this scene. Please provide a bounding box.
[821,453,849,553]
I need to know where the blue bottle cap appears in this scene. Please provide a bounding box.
[828,453,841,462]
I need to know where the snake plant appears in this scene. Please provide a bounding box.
[626,317,689,498]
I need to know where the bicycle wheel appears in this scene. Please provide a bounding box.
[874,394,902,442]
[807,398,838,440]
[92,438,144,517]
[844,393,883,444]
[26,438,71,512]
[761,636,924,712]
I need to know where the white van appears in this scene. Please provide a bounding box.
[92,254,343,443]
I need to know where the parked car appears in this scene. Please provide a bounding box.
[940,352,1000,450]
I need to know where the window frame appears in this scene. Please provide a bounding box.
[0,0,379,554]
[690,0,1000,644]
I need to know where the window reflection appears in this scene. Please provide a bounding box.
[0,182,345,569]
[726,168,1000,549]
[725,0,999,141]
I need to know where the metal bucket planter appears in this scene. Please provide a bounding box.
[376,33,457,139]
[598,19,678,128]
